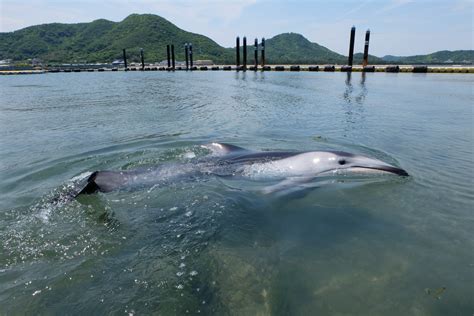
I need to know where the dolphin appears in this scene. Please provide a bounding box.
[74,142,408,198]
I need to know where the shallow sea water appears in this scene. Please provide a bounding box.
[0,71,473,315]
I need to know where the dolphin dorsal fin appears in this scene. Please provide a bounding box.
[201,142,249,156]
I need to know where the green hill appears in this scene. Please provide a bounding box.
[382,50,474,64]
[0,14,232,63]
[352,53,384,64]
[260,33,345,64]
[0,14,472,65]
[0,14,348,65]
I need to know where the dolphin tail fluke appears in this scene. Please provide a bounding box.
[75,170,129,197]
[47,171,100,205]
[75,171,101,197]
[50,171,126,205]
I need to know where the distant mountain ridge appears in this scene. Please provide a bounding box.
[0,14,472,65]
[382,50,474,64]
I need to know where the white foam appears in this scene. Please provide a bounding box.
[37,206,53,223]
[183,152,196,159]
[147,184,159,193]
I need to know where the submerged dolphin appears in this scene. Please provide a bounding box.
[74,142,408,197]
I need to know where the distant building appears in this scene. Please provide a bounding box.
[31,58,42,66]
[112,59,125,66]
[195,60,213,66]
[0,59,12,66]
[158,60,186,66]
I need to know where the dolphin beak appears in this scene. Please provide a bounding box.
[352,156,409,176]
[358,165,409,176]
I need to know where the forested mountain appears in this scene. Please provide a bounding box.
[0,14,472,65]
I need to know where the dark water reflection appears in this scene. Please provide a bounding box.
[341,72,367,137]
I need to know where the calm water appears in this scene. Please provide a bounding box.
[0,71,473,315]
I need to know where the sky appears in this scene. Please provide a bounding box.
[1,0,473,56]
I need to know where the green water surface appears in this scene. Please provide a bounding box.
[0,71,473,315]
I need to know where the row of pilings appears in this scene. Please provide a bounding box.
[123,43,194,71]
[35,26,469,74]
[235,37,266,70]
[6,65,466,75]
[347,27,371,70]
[120,27,372,72]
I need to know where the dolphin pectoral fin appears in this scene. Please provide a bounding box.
[201,142,249,156]
[261,176,317,195]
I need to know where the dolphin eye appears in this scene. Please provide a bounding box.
[338,159,346,165]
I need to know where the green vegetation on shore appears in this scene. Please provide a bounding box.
[0,13,472,65]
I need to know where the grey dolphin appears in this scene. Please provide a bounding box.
[75,142,408,197]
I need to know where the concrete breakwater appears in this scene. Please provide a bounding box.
[1,65,473,75]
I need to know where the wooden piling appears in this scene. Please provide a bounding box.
[185,44,189,70]
[166,45,171,68]
[140,48,145,70]
[362,30,370,67]
[122,49,128,70]
[348,26,356,67]
[261,38,266,67]
[243,36,247,70]
[189,44,194,69]
[171,44,175,70]
[236,37,240,68]
[254,38,258,70]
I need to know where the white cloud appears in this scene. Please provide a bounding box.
[375,0,414,14]
[0,0,259,48]
[0,0,258,33]
[1,1,95,32]
[0,0,471,55]
[142,0,258,45]
[450,0,473,11]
